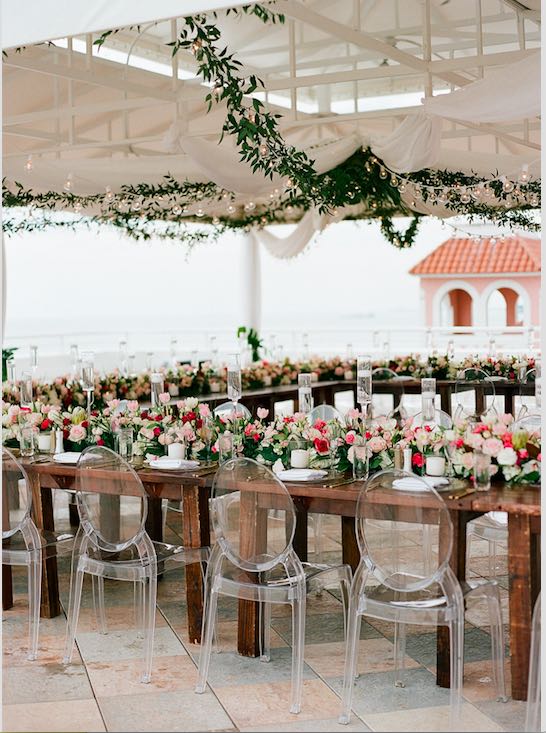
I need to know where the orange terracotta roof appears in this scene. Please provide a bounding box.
[410,236,541,276]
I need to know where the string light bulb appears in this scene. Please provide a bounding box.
[244,201,256,212]
[196,207,205,217]
[390,175,398,187]
[25,155,33,172]
[104,186,115,203]
[259,143,269,156]
[460,189,471,204]
[379,167,387,179]
[502,178,514,193]
[63,173,73,192]
[519,164,530,183]
[227,203,236,214]
[172,204,182,216]
[74,201,82,214]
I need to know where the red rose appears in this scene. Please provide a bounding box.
[91,410,99,417]
[187,411,196,422]
[365,431,372,440]
[253,433,260,442]
[63,417,71,426]
[97,438,105,446]
[81,420,89,428]
[424,425,432,432]
[196,419,203,429]
[412,452,425,468]
[153,426,161,437]
[140,411,149,420]
[63,429,69,440]
[314,437,329,455]
[40,418,51,431]
[155,414,162,422]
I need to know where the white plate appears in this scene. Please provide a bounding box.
[277,469,328,482]
[147,458,200,471]
[393,476,450,492]
[52,452,81,465]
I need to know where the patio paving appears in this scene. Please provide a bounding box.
[2,502,525,732]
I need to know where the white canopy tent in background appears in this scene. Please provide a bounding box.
[1,0,541,329]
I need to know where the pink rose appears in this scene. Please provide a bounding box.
[257,407,269,420]
[346,408,360,420]
[345,431,356,445]
[461,452,474,470]
[127,400,139,412]
[68,424,86,442]
[368,436,387,453]
[158,393,171,405]
[482,437,503,457]
[198,403,211,418]
[107,399,120,410]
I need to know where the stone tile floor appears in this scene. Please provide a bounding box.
[2,502,525,732]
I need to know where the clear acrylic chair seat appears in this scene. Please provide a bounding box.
[338,469,506,731]
[62,446,208,683]
[453,368,497,424]
[2,447,74,660]
[308,404,344,424]
[195,457,352,714]
[467,511,507,578]
[213,401,251,420]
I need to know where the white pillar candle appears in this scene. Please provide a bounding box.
[210,382,221,393]
[290,449,309,468]
[263,375,272,387]
[426,455,446,477]
[38,433,52,453]
[167,442,185,459]
[344,370,353,381]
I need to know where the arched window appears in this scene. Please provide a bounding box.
[440,289,473,327]
[486,286,525,327]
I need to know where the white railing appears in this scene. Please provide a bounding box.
[4,325,540,380]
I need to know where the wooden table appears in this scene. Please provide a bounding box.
[4,461,539,700]
[2,461,211,645]
[233,477,540,701]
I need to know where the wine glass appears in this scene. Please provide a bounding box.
[298,373,313,414]
[80,352,95,419]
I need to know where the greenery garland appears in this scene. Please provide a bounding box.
[2,3,541,249]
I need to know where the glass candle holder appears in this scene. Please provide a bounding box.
[473,451,491,492]
[227,354,242,402]
[116,427,134,462]
[356,355,372,415]
[19,372,34,409]
[19,420,36,457]
[298,373,313,414]
[150,373,164,408]
[421,377,436,422]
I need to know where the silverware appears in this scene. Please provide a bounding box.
[447,487,476,501]
[320,478,356,488]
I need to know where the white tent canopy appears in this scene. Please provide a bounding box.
[2,0,541,217]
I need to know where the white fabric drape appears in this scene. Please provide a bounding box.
[254,209,330,260]
[173,132,362,196]
[1,0,244,49]
[371,51,540,172]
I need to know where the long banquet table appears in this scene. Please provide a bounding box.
[3,459,540,701]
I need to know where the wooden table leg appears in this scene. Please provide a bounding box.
[436,509,471,688]
[145,496,163,543]
[237,490,268,657]
[341,516,360,573]
[2,565,14,610]
[293,498,308,563]
[508,512,538,701]
[29,476,60,618]
[181,484,210,645]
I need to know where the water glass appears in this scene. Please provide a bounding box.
[298,373,313,414]
[30,345,38,370]
[352,444,369,480]
[20,422,36,457]
[7,359,16,386]
[219,431,234,464]
[116,428,134,462]
[473,451,491,492]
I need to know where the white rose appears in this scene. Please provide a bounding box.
[497,447,518,466]
[186,397,199,410]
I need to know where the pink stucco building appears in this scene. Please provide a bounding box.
[410,236,541,328]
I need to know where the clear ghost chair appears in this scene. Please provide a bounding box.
[195,457,352,714]
[453,368,497,423]
[525,593,541,733]
[2,447,74,660]
[63,445,207,683]
[308,404,344,423]
[339,469,506,730]
[371,368,409,425]
[213,401,251,420]
[467,413,541,577]
[515,368,537,421]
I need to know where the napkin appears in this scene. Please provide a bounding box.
[393,476,449,491]
[147,456,199,470]
[52,452,81,464]
[277,469,328,481]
